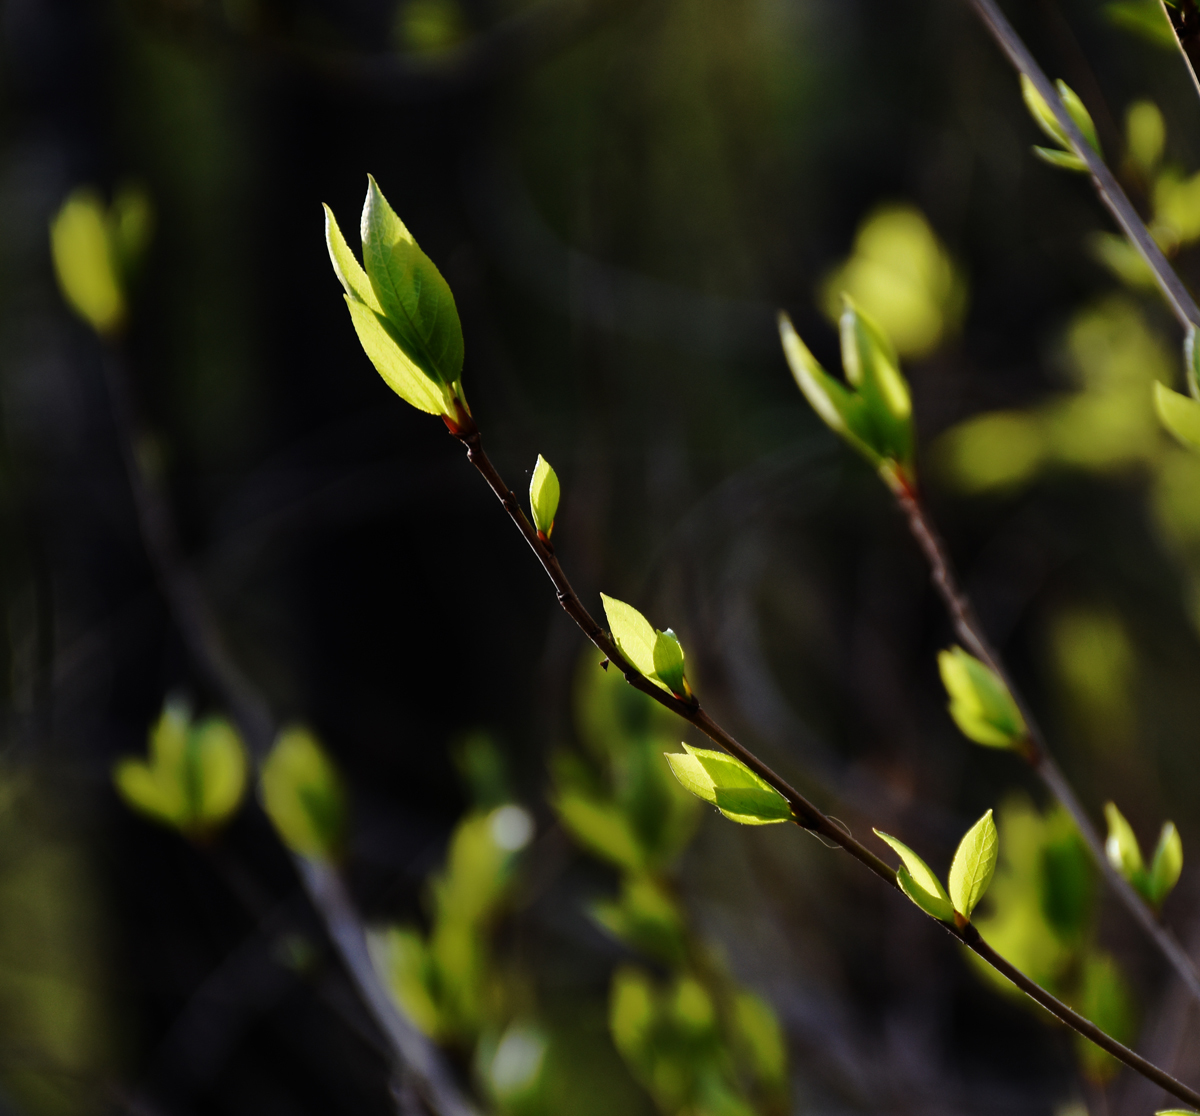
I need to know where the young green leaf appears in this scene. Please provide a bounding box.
[600,594,691,698]
[1155,381,1200,451]
[360,175,464,388]
[1126,100,1165,178]
[874,830,955,921]
[260,727,347,861]
[937,646,1027,749]
[1020,75,1100,173]
[1186,327,1200,400]
[1104,801,1145,881]
[1147,821,1183,907]
[948,809,998,920]
[1157,1110,1199,1115]
[529,454,560,538]
[50,188,126,336]
[665,744,791,825]
[1032,146,1089,172]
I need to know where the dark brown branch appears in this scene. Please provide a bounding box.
[101,348,479,1116]
[450,413,1200,1108]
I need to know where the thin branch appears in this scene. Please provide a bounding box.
[966,0,1200,332]
[100,348,479,1116]
[449,412,1200,1108]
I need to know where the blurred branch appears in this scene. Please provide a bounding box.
[99,347,480,1116]
[448,408,1200,1108]
[897,486,1200,1007]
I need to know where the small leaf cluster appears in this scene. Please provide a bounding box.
[50,184,153,337]
[260,727,348,862]
[1020,74,1101,173]
[325,177,468,422]
[601,594,692,701]
[1104,802,1183,910]
[875,810,998,924]
[665,744,790,826]
[113,700,247,839]
[938,646,1028,750]
[778,298,915,493]
[554,663,789,1116]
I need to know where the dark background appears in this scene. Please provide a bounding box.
[2,0,1200,1113]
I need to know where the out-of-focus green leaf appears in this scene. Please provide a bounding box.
[260,727,347,861]
[609,965,656,1069]
[1076,951,1136,1083]
[591,875,687,964]
[1021,75,1100,174]
[1040,813,1094,943]
[453,731,511,809]
[361,175,463,387]
[1104,0,1178,48]
[1186,327,1200,399]
[938,646,1027,749]
[1058,81,1102,155]
[50,189,126,335]
[553,789,645,871]
[600,594,690,698]
[664,744,790,825]
[949,809,998,920]
[1104,801,1145,882]
[1156,381,1200,451]
[370,926,444,1037]
[1033,146,1089,172]
[874,831,955,921]
[480,1021,548,1106]
[1127,100,1166,177]
[1147,821,1183,907]
[732,991,787,1090]
[529,454,560,538]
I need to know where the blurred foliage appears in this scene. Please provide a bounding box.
[260,727,348,861]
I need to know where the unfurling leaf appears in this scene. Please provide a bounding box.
[1020,74,1100,173]
[778,305,915,493]
[324,177,467,421]
[665,743,791,825]
[260,727,347,861]
[948,809,998,920]
[529,454,560,538]
[1148,821,1183,908]
[113,701,248,837]
[1104,801,1145,882]
[938,646,1027,749]
[874,830,955,921]
[600,594,692,698]
[1155,381,1200,451]
[50,186,153,336]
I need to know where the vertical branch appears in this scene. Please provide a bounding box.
[100,346,480,1116]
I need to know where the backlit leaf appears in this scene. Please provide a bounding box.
[260,727,347,861]
[1147,821,1183,907]
[344,295,448,415]
[949,809,998,919]
[50,188,125,335]
[665,744,790,825]
[1155,381,1200,451]
[600,594,689,696]
[875,830,955,921]
[553,789,644,871]
[1104,801,1145,881]
[651,629,686,698]
[938,646,1026,748]
[529,454,560,537]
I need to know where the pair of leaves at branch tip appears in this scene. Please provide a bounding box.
[600,594,690,699]
[113,702,248,837]
[529,455,560,538]
[324,176,466,419]
[938,646,1027,749]
[49,184,153,337]
[1104,802,1183,908]
[665,743,791,825]
[1155,334,1200,451]
[260,727,348,862]
[777,302,915,494]
[1020,74,1102,173]
[876,810,998,922]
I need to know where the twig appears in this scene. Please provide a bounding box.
[449,411,1200,1108]
[99,348,479,1116]
[895,485,1200,1007]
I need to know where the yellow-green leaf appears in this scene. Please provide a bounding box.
[875,830,955,921]
[664,744,790,824]
[191,719,248,826]
[1155,381,1200,451]
[50,188,125,335]
[948,809,998,919]
[1148,821,1183,907]
[344,295,448,415]
[651,629,687,698]
[324,202,383,312]
[360,175,463,388]
[600,593,686,695]
[529,454,560,537]
[553,789,644,871]
[733,992,788,1090]
[260,727,347,861]
[938,646,1026,749]
[1104,801,1144,880]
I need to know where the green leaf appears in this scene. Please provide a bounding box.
[1156,381,1200,451]
[191,718,249,826]
[590,874,686,964]
[609,965,657,1066]
[529,454,560,538]
[360,175,464,388]
[553,789,645,871]
[600,594,689,696]
[50,188,125,335]
[948,809,998,919]
[938,646,1027,748]
[1021,74,1070,148]
[344,296,449,415]
[1156,1110,1200,1115]
[1147,821,1183,907]
[664,744,790,824]
[1020,75,1100,162]
[324,202,383,312]
[1057,80,1102,155]
[1186,327,1200,399]
[732,991,788,1090]
[1104,801,1145,882]
[1032,146,1089,172]
[260,727,347,861]
[874,830,955,921]
[1126,100,1165,178]
[370,925,444,1038]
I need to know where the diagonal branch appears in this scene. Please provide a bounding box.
[448,410,1200,1109]
[100,347,480,1116]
